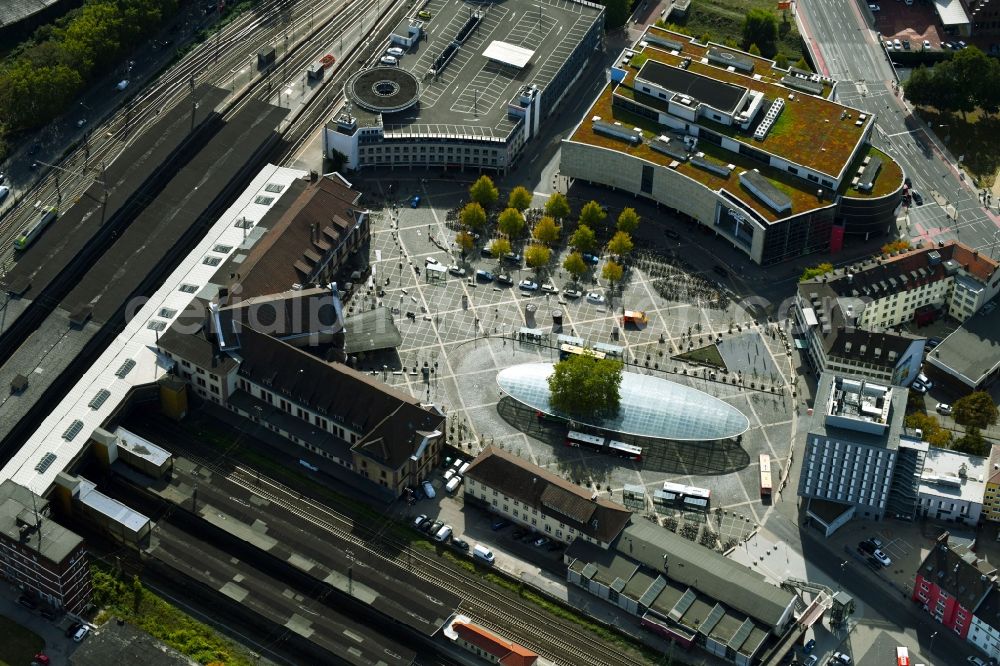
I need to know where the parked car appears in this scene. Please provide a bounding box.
[413,514,429,529]
[586,292,606,304]
[422,480,436,498]
[448,265,466,277]
[491,518,511,530]
[967,657,986,666]
[410,195,421,207]
[434,524,453,542]
[937,403,953,415]
[0,185,9,204]
[76,118,87,128]
[428,519,444,535]
[910,380,927,394]
[418,10,432,18]
[444,468,456,481]
[917,372,933,389]
[475,269,494,282]
[116,79,130,91]
[803,656,818,666]
[957,40,967,48]
[72,625,90,642]
[832,652,852,665]
[387,47,405,57]
[563,287,582,299]
[582,253,600,265]
[872,549,892,566]
[892,38,902,49]
[926,337,942,349]
[495,273,514,286]
[451,538,470,551]
[540,283,558,294]
[65,622,82,639]
[380,55,399,66]
[419,519,435,533]
[503,252,522,264]
[518,279,539,291]
[868,3,880,10]
[803,639,816,654]
[923,39,932,50]
[533,537,550,547]
[857,540,876,555]
[480,246,494,258]
[425,257,441,266]
[884,40,893,50]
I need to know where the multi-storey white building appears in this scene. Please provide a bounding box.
[918,447,987,526]
[969,587,1000,662]
[463,446,632,548]
[795,241,1000,384]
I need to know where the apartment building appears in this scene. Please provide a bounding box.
[463,446,632,548]
[983,446,1000,522]
[0,480,91,615]
[918,447,987,526]
[795,241,1000,384]
[913,532,996,640]
[798,373,926,533]
[969,587,1000,662]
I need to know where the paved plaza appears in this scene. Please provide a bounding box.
[350,179,804,534]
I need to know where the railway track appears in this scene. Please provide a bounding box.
[0,0,348,257]
[149,426,648,666]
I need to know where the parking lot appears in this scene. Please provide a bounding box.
[354,178,801,544]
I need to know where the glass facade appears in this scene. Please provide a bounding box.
[496,363,750,441]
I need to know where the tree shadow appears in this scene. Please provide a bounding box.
[495,396,750,476]
[914,108,1000,185]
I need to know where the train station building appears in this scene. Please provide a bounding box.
[560,26,904,265]
[322,0,605,173]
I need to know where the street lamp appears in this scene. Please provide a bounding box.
[930,631,938,653]
[838,560,847,590]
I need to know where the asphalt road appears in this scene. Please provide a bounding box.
[796,0,999,253]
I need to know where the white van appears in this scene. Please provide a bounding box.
[445,476,462,494]
[473,544,495,564]
[434,524,452,542]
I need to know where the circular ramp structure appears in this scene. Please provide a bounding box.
[346,66,420,114]
[496,362,750,441]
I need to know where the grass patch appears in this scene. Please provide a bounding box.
[671,2,803,63]
[0,616,44,666]
[90,567,254,665]
[912,107,1000,188]
[674,344,727,369]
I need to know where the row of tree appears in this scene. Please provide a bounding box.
[458,176,642,289]
[904,47,1000,116]
[905,391,998,456]
[0,0,179,157]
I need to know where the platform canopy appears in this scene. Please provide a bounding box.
[483,41,535,69]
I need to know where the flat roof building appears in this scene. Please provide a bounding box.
[918,447,987,526]
[798,372,928,532]
[0,479,92,615]
[323,0,604,173]
[561,27,905,265]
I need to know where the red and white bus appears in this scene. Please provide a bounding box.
[896,646,909,666]
[566,431,642,461]
[759,454,773,498]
